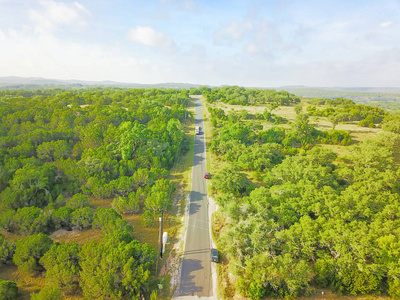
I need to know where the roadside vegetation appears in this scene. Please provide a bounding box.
[200,86,400,299]
[2,85,400,300]
[0,87,192,299]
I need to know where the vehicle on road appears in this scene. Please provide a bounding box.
[210,248,219,263]
[204,172,210,179]
[195,126,201,135]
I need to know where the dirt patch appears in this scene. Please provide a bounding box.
[50,229,104,245]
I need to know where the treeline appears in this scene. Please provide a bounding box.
[190,86,300,106]
[0,87,190,298]
[306,98,388,128]
[209,107,352,154]
[206,88,400,298]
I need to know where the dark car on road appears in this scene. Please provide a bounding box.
[210,248,219,263]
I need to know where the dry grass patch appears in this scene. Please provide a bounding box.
[50,229,105,245]
[0,265,45,300]
[90,197,112,209]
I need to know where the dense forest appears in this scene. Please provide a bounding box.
[204,86,400,298]
[0,87,190,299]
[2,85,400,299]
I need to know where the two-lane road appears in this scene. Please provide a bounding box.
[174,97,213,299]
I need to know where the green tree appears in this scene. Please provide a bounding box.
[79,238,155,299]
[40,242,80,294]
[52,207,74,230]
[214,167,253,196]
[13,233,53,274]
[0,280,18,300]
[0,234,15,265]
[37,140,71,162]
[294,103,303,115]
[71,207,93,230]
[13,207,51,234]
[66,193,90,209]
[30,285,61,300]
[92,207,132,233]
[0,163,56,210]
[328,114,340,129]
[144,179,175,212]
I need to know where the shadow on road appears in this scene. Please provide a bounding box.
[178,259,204,296]
[189,191,205,215]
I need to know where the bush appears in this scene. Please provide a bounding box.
[0,234,15,265]
[0,280,18,300]
[141,210,155,227]
[318,130,351,146]
[93,207,132,233]
[13,233,53,274]
[30,285,61,300]
[52,207,74,230]
[71,207,93,230]
[66,193,90,209]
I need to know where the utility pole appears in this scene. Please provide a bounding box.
[159,211,163,258]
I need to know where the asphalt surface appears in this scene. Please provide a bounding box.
[174,97,213,299]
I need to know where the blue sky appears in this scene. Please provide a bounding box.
[0,0,399,87]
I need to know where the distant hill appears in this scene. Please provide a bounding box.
[278,85,400,94]
[0,76,200,90]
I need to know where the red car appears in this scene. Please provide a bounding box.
[204,172,210,179]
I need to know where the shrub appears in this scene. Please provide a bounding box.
[0,280,18,300]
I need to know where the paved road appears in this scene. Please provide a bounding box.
[174,97,213,299]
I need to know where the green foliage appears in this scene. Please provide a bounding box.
[40,242,81,294]
[203,86,300,106]
[71,207,93,230]
[37,140,71,162]
[66,193,90,209]
[0,87,188,209]
[0,280,18,300]
[30,285,61,300]
[381,114,400,133]
[144,179,175,212]
[79,238,155,299]
[318,130,352,145]
[52,206,74,230]
[141,210,155,227]
[12,206,51,234]
[0,234,15,265]
[13,233,53,274]
[92,207,132,233]
[112,193,140,214]
[350,132,400,171]
[0,163,56,210]
[208,91,400,298]
[213,167,253,196]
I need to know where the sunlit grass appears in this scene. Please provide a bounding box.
[0,265,45,300]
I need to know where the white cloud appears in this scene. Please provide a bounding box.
[214,21,253,44]
[29,0,91,34]
[183,0,195,10]
[380,21,393,27]
[127,26,177,52]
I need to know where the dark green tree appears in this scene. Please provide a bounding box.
[0,280,18,300]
